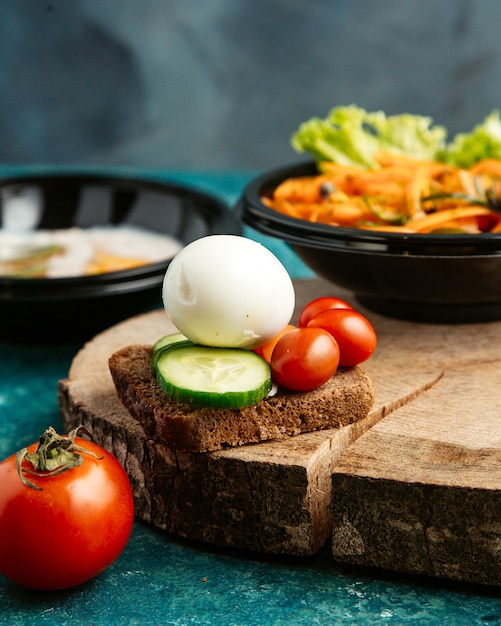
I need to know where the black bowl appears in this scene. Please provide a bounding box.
[239,161,501,323]
[0,172,239,342]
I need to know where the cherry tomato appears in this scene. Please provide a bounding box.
[298,296,352,327]
[0,426,134,591]
[270,327,340,391]
[254,324,296,363]
[307,308,377,366]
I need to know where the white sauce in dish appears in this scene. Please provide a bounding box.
[0,226,182,278]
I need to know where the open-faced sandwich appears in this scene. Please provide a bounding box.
[109,234,376,453]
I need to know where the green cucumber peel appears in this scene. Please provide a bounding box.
[154,344,272,409]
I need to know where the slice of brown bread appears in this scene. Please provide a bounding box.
[109,344,375,453]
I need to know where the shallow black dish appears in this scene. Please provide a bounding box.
[239,161,501,323]
[0,172,239,342]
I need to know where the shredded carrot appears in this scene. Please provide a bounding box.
[469,158,501,178]
[263,156,501,234]
[358,224,416,233]
[373,150,441,168]
[406,206,493,233]
[313,201,368,225]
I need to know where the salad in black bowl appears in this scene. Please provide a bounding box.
[240,106,501,323]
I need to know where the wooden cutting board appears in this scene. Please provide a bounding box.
[330,306,501,587]
[58,278,501,585]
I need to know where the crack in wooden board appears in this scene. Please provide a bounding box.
[331,360,501,586]
[58,279,444,557]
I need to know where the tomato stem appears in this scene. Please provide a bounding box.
[16,426,102,490]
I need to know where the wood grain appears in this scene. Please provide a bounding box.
[329,297,501,586]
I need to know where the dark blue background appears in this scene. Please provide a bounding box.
[2,0,501,170]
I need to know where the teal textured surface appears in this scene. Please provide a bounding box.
[0,169,500,625]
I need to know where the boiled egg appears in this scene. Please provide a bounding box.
[162,235,295,349]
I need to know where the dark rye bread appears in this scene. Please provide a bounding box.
[108,344,375,452]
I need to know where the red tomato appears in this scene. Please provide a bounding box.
[298,296,352,327]
[270,327,340,392]
[254,324,296,363]
[0,426,134,591]
[307,308,377,366]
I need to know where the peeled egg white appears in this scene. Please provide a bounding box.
[162,235,295,349]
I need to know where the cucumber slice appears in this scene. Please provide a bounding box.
[151,332,190,368]
[153,332,188,352]
[155,344,272,409]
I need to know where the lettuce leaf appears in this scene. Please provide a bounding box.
[438,110,501,168]
[291,105,447,168]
